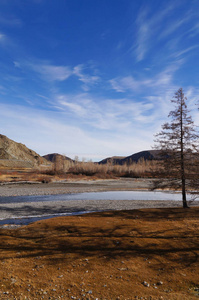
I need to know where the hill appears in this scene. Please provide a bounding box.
[43,153,74,163]
[0,134,50,168]
[98,150,161,165]
[98,156,126,165]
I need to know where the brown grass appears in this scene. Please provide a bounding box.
[68,160,159,178]
[1,157,198,183]
[0,207,199,299]
[0,159,160,183]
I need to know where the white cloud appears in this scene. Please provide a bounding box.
[110,76,140,93]
[73,64,100,84]
[31,63,72,81]
[134,4,176,61]
[134,7,152,62]
[160,14,191,39]
[173,45,199,58]
[58,96,87,117]
[21,61,100,91]
[73,64,100,91]
[54,92,160,132]
[133,2,196,62]
[0,102,155,160]
[110,62,182,93]
[1,84,197,162]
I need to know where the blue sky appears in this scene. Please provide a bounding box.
[0,0,199,161]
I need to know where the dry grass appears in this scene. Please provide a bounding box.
[0,207,199,299]
[1,156,198,184]
[67,160,159,178]
[0,159,160,182]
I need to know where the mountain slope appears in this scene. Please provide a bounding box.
[98,150,161,165]
[0,134,50,168]
[43,153,74,163]
[98,156,126,165]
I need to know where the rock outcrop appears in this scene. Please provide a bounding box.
[0,134,50,168]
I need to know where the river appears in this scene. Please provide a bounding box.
[0,190,197,226]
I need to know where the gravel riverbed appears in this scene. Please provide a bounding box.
[0,178,154,197]
[0,178,198,224]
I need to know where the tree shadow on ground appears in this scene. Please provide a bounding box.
[0,207,198,271]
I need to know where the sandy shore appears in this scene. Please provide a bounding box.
[0,178,198,224]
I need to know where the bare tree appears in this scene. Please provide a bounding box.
[153,88,199,208]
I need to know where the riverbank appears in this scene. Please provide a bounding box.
[0,207,199,299]
[0,179,198,225]
[0,198,190,225]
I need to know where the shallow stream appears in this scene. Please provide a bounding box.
[0,191,196,226]
[0,190,192,204]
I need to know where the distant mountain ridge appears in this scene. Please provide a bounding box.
[98,156,126,165]
[0,134,161,170]
[98,150,161,165]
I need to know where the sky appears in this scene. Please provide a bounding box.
[0,0,199,161]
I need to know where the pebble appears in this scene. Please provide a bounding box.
[142,281,150,287]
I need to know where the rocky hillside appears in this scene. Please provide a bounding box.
[99,150,161,165]
[0,134,51,168]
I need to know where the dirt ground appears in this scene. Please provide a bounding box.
[0,207,199,300]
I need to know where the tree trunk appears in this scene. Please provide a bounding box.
[182,177,188,208]
[180,92,188,208]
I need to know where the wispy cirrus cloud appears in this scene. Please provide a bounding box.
[110,62,182,93]
[159,12,191,39]
[173,45,199,58]
[134,3,176,61]
[0,101,156,160]
[134,8,150,62]
[30,63,72,81]
[133,2,198,62]
[16,60,100,91]
[73,64,100,91]
[54,91,158,132]
[58,94,88,117]
[110,76,140,93]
